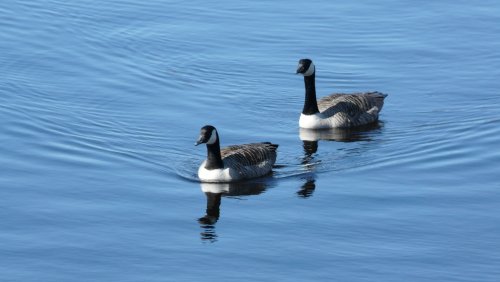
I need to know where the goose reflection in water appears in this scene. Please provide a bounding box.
[198,180,269,242]
[300,121,382,151]
[297,177,316,198]
[298,122,383,197]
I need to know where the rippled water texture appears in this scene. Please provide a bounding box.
[1,0,500,281]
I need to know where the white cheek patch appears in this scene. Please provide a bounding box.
[206,130,218,144]
[303,62,315,76]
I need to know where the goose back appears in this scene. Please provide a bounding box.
[220,142,278,180]
[317,91,387,127]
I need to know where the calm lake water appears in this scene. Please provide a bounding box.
[1,0,500,281]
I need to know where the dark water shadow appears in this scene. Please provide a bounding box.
[198,178,272,243]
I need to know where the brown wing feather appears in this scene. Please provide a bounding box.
[221,142,278,167]
[316,91,387,127]
[317,91,386,114]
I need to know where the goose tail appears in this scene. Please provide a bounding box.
[366,91,387,112]
[368,91,388,99]
[261,142,279,151]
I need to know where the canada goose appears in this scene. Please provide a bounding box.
[195,125,278,182]
[296,58,387,129]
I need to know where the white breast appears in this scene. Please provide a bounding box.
[299,113,340,129]
[198,161,240,182]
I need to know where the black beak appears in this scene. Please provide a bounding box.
[296,64,304,74]
[195,135,204,146]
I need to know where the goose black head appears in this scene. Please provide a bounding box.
[296,58,315,76]
[195,125,218,146]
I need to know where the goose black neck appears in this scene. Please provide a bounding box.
[205,137,224,170]
[302,73,319,115]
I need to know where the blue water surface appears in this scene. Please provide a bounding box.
[1,0,499,281]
